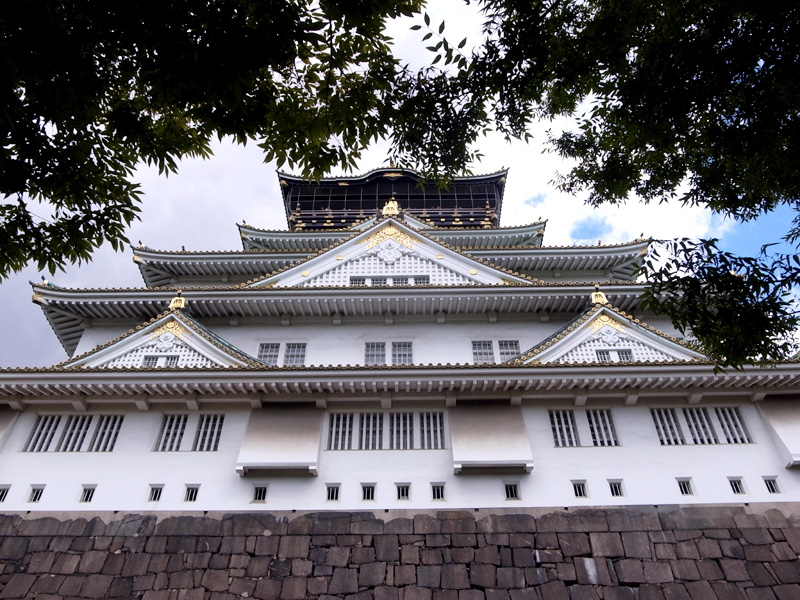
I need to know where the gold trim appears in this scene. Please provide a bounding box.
[302,270,310,277]
[589,314,625,333]
[361,225,420,250]
[150,320,188,340]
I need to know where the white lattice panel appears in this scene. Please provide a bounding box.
[99,341,217,369]
[554,327,674,364]
[303,253,474,287]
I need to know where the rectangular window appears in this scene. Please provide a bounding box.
[327,485,340,501]
[683,408,718,445]
[396,484,410,500]
[350,276,367,287]
[192,414,224,451]
[253,486,267,502]
[372,277,388,287]
[257,343,280,365]
[729,479,745,494]
[56,415,93,452]
[472,340,495,363]
[362,484,375,501]
[504,483,520,500]
[23,415,62,452]
[586,409,619,446]
[764,478,780,494]
[165,355,179,367]
[431,484,445,501]
[609,481,624,497]
[420,412,445,449]
[596,350,610,362]
[284,343,307,367]
[359,413,383,450]
[0,487,9,502]
[616,349,633,361]
[390,413,414,449]
[498,340,521,362]
[87,415,124,452]
[364,342,386,365]
[715,407,751,444]
[677,479,693,496]
[148,486,163,502]
[651,408,685,445]
[80,486,95,503]
[573,481,587,498]
[29,486,44,503]
[143,355,159,368]
[184,486,199,502]
[414,276,430,285]
[328,413,354,450]
[155,415,188,452]
[391,342,413,365]
[549,409,579,447]
[393,277,409,286]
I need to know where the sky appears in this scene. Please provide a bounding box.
[0,1,793,369]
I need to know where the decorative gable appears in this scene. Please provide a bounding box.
[518,302,705,365]
[248,219,531,289]
[63,311,260,370]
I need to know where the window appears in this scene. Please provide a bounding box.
[596,350,610,362]
[142,355,159,368]
[0,487,9,502]
[362,484,375,501]
[420,412,445,449]
[327,484,340,501]
[616,349,633,362]
[349,276,429,287]
[683,408,718,445]
[56,415,93,452]
[165,355,179,367]
[729,479,745,495]
[394,277,409,285]
[350,276,367,287]
[586,409,619,446]
[472,341,494,363]
[498,340,521,362]
[595,349,633,362]
[609,481,624,497]
[23,415,62,452]
[415,276,430,285]
[80,486,96,503]
[29,486,44,503]
[284,343,307,367]
[677,479,693,496]
[715,407,751,444]
[257,343,280,365]
[391,342,413,365]
[148,486,163,502]
[142,355,179,368]
[328,413,354,450]
[184,486,199,502]
[550,410,579,447]
[572,481,587,498]
[253,486,267,502]
[431,484,445,501]
[87,415,124,452]
[390,413,413,449]
[192,414,224,451]
[372,277,388,287]
[651,408,685,446]
[364,342,386,365]
[504,483,520,500]
[764,478,780,494]
[396,484,410,500]
[359,413,383,450]
[155,415,188,451]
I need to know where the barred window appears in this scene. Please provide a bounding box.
[677,479,693,496]
[715,407,751,444]
[80,486,96,503]
[683,408,718,445]
[350,276,367,287]
[431,484,445,500]
[184,486,199,502]
[29,486,44,503]
[651,408,685,446]
[0,487,8,502]
[327,485,340,501]
[586,409,619,446]
[362,484,375,501]
[472,340,495,363]
[420,412,445,449]
[596,350,610,362]
[609,481,624,497]
[394,277,409,285]
[391,342,413,365]
[498,340,520,362]
[617,349,633,362]
[549,410,579,447]
[390,413,414,449]
[142,355,159,368]
[56,415,93,452]
[372,277,388,287]
[505,483,520,500]
[155,415,188,452]
[328,413,354,450]
[364,342,386,365]
[414,276,430,285]
[192,414,224,451]
[257,343,280,365]
[165,355,179,367]
[764,478,780,494]
[284,343,307,366]
[729,479,745,494]
[23,415,62,452]
[148,486,163,502]
[87,415,124,452]
[573,481,587,498]
[359,413,383,450]
[396,484,410,500]
[253,486,267,502]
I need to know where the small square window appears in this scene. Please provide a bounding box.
[729,479,745,495]
[472,340,495,363]
[184,486,199,502]
[764,478,780,494]
[364,342,386,366]
[504,483,520,500]
[164,355,179,367]
[677,479,693,496]
[362,484,376,501]
[498,340,520,362]
[573,481,588,498]
[609,481,624,497]
[257,343,280,365]
[80,486,96,503]
[616,349,633,361]
[253,486,267,502]
[284,343,307,367]
[396,484,410,500]
[142,355,159,368]
[327,484,340,501]
[596,350,610,362]
[431,484,445,501]
[0,487,9,502]
[29,486,44,503]
[148,486,163,502]
[391,342,413,365]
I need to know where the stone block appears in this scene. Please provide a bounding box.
[0,573,37,599]
[774,584,800,600]
[695,538,722,559]
[165,536,197,554]
[485,590,511,600]
[79,574,113,599]
[744,589,779,600]
[569,585,602,600]
[660,582,691,600]
[30,573,66,594]
[484,533,510,546]
[621,531,651,558]
[508,533,535,548]
[696,559,724,580]
[639,584,666,600]
[394,564,417,585]
[434,591,459,600]
[292,558,313,577]
[375,585,400,600]
[739,528,774,545]
[308,576,329,595]
[469,562,497,588]
[500,546,513,567]
[439,517,477,535]
[590,532,624,557]
[427,534,451,547]
[574,557,613,586]
[719,539,745,559]
[386,518,414,534]
[441,564,470,589]
[352,547,377,564]
[0,537,29,560]
[199,569,228,591]
[452,533,477,547]
[644,561,674,584]
[329,567,359,594]
[607,509,662,532]
[352,518,385,535]
[452,547,474,563]
[534,548,563,563]
[279,576,308,600]
[555,562,576,582]
[253,578,282,600]
[52,552,81,574]
[615,559,645,584]
[270,557,293,578]
[422,548,443,565]
[744,545,778,562]
[509,589,539,600]
[771,561,800,584]
[474,546,502,565]
[670,559,701,581]
[177,589,206,600]
[27,551,56,573]
[359,561,387,587]
[402,544,421,565]
[710,583,747,600]
[122,553,151,577]
[772,542,797,561]
[746,561,777,586]
[538,580,569,600]
[374,535,401,561]
[323,546,350,567]
[405,585,433,600]
[719,559,750,581]
[511,548,535,567]
[279,535,310,558]
[418,565,442,588]
[496,567,525,589]
[255,535,280,556]
[310,513,353,535]
[415,515,442,534]
[477,514,536,534]
[459,590,486,600]
[557,533,590,557]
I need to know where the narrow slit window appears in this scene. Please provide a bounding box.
[420,412,445,449]
[431,484,445,501]
[596,350,611,362]
[29,486,44,503]
[390,413,414,449]
[327,485,340,501]
[155,415,188,451]
[328,413,354,450]
[253,486,267,502]
[573,481,587,498]
[586,409,619,446]
[192,414,225,451]
[677,479,693,496]
[184,486,199,502]
[764,478,780,494]
[148,486,163,502]
[651,408,685,446]
[505,483,520,500]
[549,409,579,447]
[0,487,8,502]
[80,486,95,503]
[362,484,375,501]
[609,481,624,497]
[359,413,383,450]
[729,479,745,494]
[396,484,410,500]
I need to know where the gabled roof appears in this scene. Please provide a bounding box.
[245,217,534,289]
[61,309,264,370]
[516,296,706,366]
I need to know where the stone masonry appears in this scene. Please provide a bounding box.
[2,505,800,599]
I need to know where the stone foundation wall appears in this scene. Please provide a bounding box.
[1,505,800,599]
